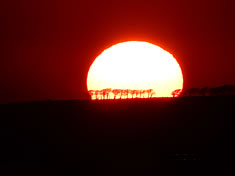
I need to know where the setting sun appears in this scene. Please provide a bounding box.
[87,41,183,100]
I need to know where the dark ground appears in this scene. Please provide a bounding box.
[0,97,234,175]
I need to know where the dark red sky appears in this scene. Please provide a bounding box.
[1,0,234,103]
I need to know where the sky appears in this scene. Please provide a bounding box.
[1,0,234,103]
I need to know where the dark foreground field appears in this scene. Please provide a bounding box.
[0,97,234,175]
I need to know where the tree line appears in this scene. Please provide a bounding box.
[169,85,235,98]
[88,89,155,100]
[179,85,235,97]
[172,85,235,97]
[88,85,235,100]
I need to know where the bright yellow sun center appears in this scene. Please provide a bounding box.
[87,41,183,99]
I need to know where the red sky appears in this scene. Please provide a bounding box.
[1,0,234,103]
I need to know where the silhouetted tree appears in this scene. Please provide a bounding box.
[180,85,235,97]
[120,89,125,99]
[221,85,235,96]
[123,89,127,99]
[88,90,95,99]
[151,90,155,97]
[171,89,182,97]
[140,90,146,98]
[199,87,209,96]
[98,90,103,99]
[135,90,140,98]
[146,89,155,98]
[102,88,112,99]
[124,89,131,99]
[94,90,99,99]
[182,88,200,96]
[209,85,235,96]
[130,90,136,98]
[139,90,142,98]
[101,90,106,99]
[112,89,121,99]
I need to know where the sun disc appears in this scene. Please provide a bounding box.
[87,41,183,99]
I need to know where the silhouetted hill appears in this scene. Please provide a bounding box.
[0,97,234,175]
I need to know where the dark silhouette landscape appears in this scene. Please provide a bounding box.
[1,95,233,175]
[2,0,234,175]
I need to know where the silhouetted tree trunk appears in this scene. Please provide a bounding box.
[120,89,125,99]
[130,90,135,98]
[146,89,154,98]
[95,90,99,100]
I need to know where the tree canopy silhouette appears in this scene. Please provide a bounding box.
[179,85,235,97]
[171,89,182,97]
[89,88,156,100]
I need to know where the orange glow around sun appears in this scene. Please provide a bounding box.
[87,41,183,100]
